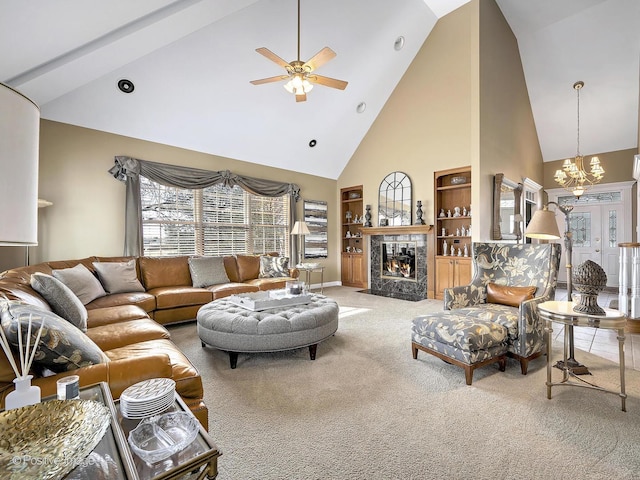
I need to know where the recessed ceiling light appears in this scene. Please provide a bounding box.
[394,36,405,51]
[309,139,317,147]
[117,79,135,93]
[356,102,367,114]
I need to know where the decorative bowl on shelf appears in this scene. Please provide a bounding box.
[450,176,467,185]
[128,411,199,464]
[348,192,361,199]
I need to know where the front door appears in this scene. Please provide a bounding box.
[547,182,634,289]
[565,204,623,287]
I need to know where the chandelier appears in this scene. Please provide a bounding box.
[553,81,605,198]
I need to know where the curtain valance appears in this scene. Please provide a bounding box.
[109,156,301,256]
[110,156,300,200]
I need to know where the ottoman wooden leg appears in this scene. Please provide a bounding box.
[464,366,474,385]
[308,344,317,360]
[228,352,238,369]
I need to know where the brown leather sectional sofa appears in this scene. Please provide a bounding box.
[0,254,298,429]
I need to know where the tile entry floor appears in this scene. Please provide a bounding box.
[553,288,640,371]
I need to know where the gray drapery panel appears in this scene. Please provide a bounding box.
[109,156,301,257]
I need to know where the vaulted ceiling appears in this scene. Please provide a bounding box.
[2,0,638,179]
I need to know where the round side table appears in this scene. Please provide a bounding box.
[538,300,627,411]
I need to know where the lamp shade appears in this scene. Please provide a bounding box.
[291,221,310,235]
[0,83,40,246]
[524,207,561,240]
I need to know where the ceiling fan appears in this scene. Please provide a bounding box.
[250,0,348,102]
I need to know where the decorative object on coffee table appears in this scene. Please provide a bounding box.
[0,311,44,410]
[128,411,199,464]
[0,399,111,479]
[572,260,607,315]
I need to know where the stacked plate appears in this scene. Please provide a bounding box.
[120,378,176,420]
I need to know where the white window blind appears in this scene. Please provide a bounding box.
[140,177,290,257]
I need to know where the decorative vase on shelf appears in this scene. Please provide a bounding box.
[415,201,425,225]
[364,205,372,227]
[5,375,41,410]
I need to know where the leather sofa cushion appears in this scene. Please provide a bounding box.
[105,339,204,400]
[154,305,202,325]
[235,255,261,282]
[15,354,175,405]
[87,305,151,328]
[486,283,537,307]
[87,318,170,351]
[149,286,212,310]
[86,291,156,313]
[223,256,240,283]
[139,256,192,290]
[209,283,259,300]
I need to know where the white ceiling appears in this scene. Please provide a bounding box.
[2,0,638,179]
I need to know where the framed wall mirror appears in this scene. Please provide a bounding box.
[378,172,412,226]
[492,173,523,242]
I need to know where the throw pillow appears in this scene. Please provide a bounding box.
[0,300,107,375]
[259,255,289,278]
[92,260,145,294]
[486,283,537,307]
[52,264,106,305]
[188,256,230,288]
[30,272,88,331]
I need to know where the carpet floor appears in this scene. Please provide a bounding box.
[169,287,640,480]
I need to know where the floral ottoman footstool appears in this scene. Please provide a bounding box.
[411,312,508,385]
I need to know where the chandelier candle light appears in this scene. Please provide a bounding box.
[0,313,45,409]
[553,81,605,198]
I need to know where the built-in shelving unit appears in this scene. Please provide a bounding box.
[433,167,472,299]
[340,185,366,288]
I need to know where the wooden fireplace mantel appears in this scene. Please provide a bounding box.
[359,225,433,236]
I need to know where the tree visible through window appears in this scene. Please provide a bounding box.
[140,177,290,257]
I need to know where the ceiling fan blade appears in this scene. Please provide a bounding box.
[308,74,348,90]
[255,47,291,69]
[304,47,336,72]
[250,75,288,85]
[296,92,307,102]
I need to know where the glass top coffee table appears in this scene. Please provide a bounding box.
[61,382,220,480]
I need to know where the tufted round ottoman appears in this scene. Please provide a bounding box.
[197,294,339,368]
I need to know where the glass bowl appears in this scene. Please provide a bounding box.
[128,411,199,464]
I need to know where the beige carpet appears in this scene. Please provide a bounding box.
[170,287,640,480]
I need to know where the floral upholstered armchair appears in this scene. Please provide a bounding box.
[443,242,561,374]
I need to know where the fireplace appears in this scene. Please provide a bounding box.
[363,227,430,301]
[381,241,417,281]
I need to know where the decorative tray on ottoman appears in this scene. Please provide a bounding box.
[228,289,312,311]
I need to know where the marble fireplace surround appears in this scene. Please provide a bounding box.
[361,225,433,301]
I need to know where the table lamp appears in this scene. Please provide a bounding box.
[291,220,310,267]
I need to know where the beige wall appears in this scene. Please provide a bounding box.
[7,120,340,281]
[338,0,539,242]
[543,148,637,187]
[478,0,543,239]
[338,2,475,228]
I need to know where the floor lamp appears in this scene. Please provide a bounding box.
[291,221,310,267]
[0,83,40,251]
[525,202,590,375]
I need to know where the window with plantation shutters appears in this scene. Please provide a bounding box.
[140,176,290,257]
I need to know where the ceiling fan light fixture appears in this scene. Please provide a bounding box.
[284,75,313,95]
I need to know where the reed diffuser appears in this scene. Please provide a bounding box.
[0,313,44,410]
